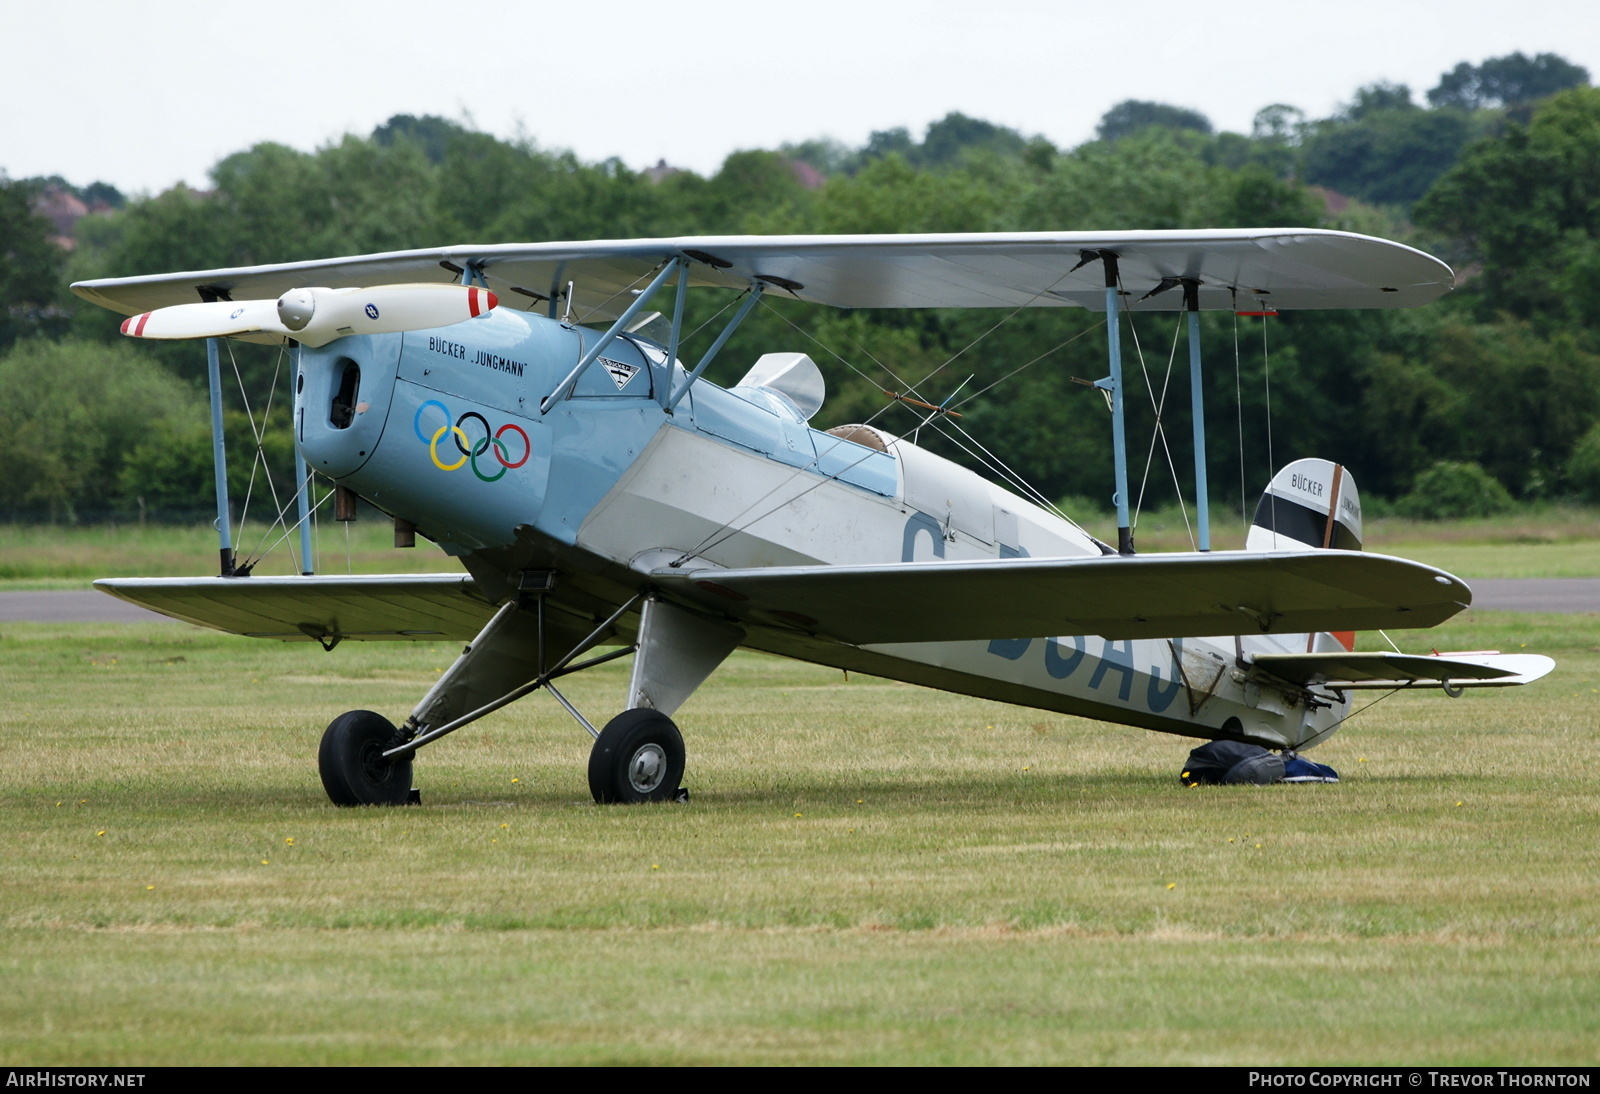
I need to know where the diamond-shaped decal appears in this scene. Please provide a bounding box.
[600,357,640,390]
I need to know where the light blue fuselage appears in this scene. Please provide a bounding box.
[295,309,1349,750]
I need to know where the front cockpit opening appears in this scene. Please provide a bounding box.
[329,358,360,429]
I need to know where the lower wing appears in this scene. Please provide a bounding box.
[95,575,495,643]
[654,549,1471,644]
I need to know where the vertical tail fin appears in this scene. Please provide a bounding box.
[1247,458,1362,552]
[1248,458,1362,651]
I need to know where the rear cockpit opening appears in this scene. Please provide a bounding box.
[329,358,360,429]
[824,423,891,452]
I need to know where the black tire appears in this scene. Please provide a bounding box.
[318,710,414,807]
[588,709,685,804]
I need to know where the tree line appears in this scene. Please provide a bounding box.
[3,50,1600,522]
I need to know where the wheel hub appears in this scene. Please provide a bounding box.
[627,744,667,793]
[358,741,398,787]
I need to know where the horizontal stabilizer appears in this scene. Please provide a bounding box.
[94,575,496,642]
[117,284,496,347]
[1251,650,1555,690]
[653,549,1471,644]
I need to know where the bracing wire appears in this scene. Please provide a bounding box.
[911,375,971,444]
[759,296,919,397]
[570,263,665,328]
[900,267,1083,407]
[761,264,1085,415]
[1261,306,1275,495]
[246,484,336,567]
[682,270,1140,563]
[1124,297,1195,550]
[1318,685,1405,738]
[223,342,262,540]
[225,340,301,572]
[672,379,926,564]
[664,298,933,565]
[682,290,742,346]
[932,419,1083,529]
[1232,293,1247,533]
[678,409,934,564]
[674,296,1112,564]
[949,322,1104,410]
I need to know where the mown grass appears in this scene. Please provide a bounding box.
[1,611,1597,1064]
[0,520,459,588]
[6,504,1600,590]
[1114,503,1600,577]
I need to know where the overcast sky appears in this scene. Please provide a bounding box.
[4,0,1596,195]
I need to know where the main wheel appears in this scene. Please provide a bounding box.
[588,709,685,804]
[318,710,414,806]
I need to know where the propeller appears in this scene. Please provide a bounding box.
[119,284,498,347]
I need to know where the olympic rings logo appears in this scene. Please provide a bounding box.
[413,400,530,483]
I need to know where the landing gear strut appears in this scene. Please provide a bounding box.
[314,586,740,808]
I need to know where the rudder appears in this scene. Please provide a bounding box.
[1247,458,1363,651]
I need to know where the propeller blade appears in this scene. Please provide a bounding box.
[120,300,280,340]
[276,284,498,346]
[119,284,498,347]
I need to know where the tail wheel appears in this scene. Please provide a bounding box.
[588,709,685,804]
[318,710,413,806]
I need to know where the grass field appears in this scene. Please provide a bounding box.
[6,503,1600,592]
[1126,504,1600,577]
[0,519,458,589]
[2,606,1597,1064]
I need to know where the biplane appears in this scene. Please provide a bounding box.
[72,230,1553,806]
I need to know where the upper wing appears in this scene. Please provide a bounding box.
[1251,651,1556,690]
[72,229,1452,324]
[651,549,1471,645]
[94,575,495,642]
